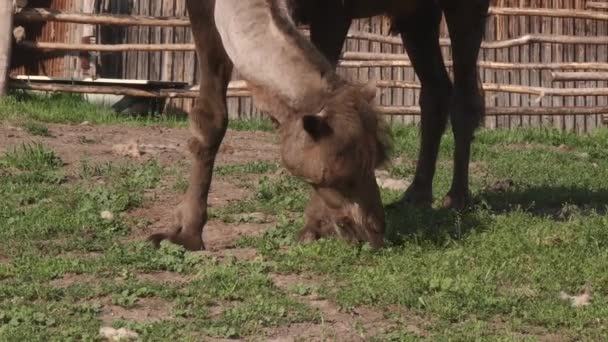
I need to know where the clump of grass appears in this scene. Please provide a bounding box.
[228,118,274,132]
[0,92,187,126]
[215,161,279,177]
[21,122,52,137]
[0,143,62,171]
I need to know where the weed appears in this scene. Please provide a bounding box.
[22,122,52,137]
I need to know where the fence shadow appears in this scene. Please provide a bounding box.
[384,203,486,247]
[384,185,608,246]
[476,185,608,219]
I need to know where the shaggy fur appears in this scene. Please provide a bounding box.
[149,0,392,250]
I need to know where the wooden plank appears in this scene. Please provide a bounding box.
[496,0,508,129]
[527,0,540,129]
[484,8,497,129]
[564,0,575,132]
[167,0,181,111]
[0,0,14,95]
[149,0,162,81]
[551,0,564,130]
[378,106,608,116]
[15,8,191,27]
[489,6,608,20]
[16,41,196,51]
[574,0,586,133]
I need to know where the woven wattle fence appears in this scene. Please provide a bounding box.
[4,0,608,132]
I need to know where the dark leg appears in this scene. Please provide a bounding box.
[148,0,233,250]
[392,2,453,206]
[440,0,490,210]
[308,1,351,67]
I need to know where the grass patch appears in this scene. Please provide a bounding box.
[2,104,608,339]
[1,142,62,171]
[234,126,608,340]
[0,91,275,131]
[21,121,52,137]
[215,161,279,177]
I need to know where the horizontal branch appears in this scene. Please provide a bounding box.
[13,78,608,102]
[375,80,608,97]
[488,6,608,21]
[342,52,608,70]
[551,71,608,81]
[14,8,190,27]
[16,40,196,52]
[378,106,608,116]
[347,31,608,48]
[12,25,606,54]
[587,2,608,10]
[11,81,608,117]
[13,7,608,30]
[480,34,608,49]
[9,81,249,98]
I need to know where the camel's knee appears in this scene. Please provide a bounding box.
[450,86,485,136]
[188,104,229,154]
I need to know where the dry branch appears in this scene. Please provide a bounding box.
[551,72,608,82]
[379,106,608,116]
[0,1,14,96]
[14,79,608,100]
[587,2,608,10]
[480,34,608,49]
[13,33,606,55]
[14,8,190,27]
[9,81,250,98]
[375,80,608,97]
[346,31,608,48]
[11,81,608,118]
[16,40,196,52]
[489,6,608,21]
[342,52,608,70]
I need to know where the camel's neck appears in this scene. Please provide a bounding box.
[215,0,338,123]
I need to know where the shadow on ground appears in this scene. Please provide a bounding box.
[478,184,608,219]
[384,184,608,245]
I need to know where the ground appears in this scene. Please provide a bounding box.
[1,94,608,341]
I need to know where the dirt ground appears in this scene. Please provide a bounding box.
[1,122,415,340]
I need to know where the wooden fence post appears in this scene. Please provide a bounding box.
[0,0,15,96]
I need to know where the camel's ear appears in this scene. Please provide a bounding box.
[303,114,332,141]
[361,81,378,102]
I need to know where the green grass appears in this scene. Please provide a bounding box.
[2,94,608,339]
[0,91,274,131]
[21,121,52,137]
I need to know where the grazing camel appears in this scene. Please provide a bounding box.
[149,0,391,250]
[293,0,490,210]
[149,0,490,250]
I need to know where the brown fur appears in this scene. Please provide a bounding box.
[298,0,490,210]
[149,0,391,250]
[150,0,490,251]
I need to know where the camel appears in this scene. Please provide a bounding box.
[148,0,490,250]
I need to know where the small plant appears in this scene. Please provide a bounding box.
[22,122,52,137]
[215,161,279,177]
[172,175,189,193]
[111,288,153,308]
[0,143,62,171]
[228,118,274,132]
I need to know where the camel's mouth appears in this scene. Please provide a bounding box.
[313,190,385,249]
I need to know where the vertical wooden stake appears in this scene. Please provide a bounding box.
[0,0,14,96]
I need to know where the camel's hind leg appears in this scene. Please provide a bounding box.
[440,0,490,210]
[392,1,453,207]
[307,0,352,67]
[148,0,233,250]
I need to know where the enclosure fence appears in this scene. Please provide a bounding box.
[2,0,608,132]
